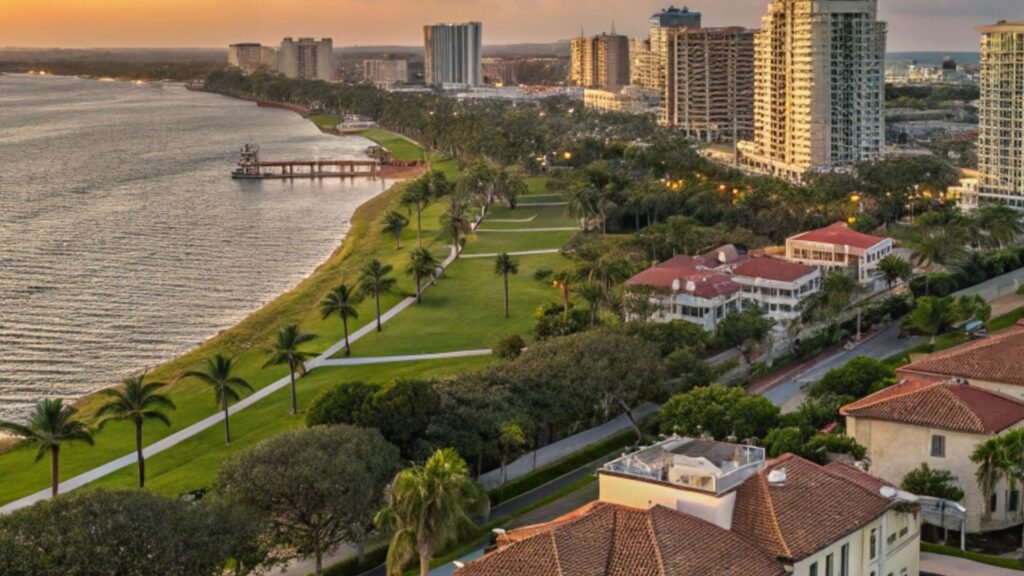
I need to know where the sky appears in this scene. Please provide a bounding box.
[0,0,1020,52]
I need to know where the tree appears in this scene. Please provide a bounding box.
[0,489,268,576]
[957,294,992,324]
[714,309,774,363]
[406,247,440,303]
[551,270,574,319]
[494,253,519,318]
[901,464,965,502]
[383,211,410,250]
[492,335,526,360]
[217,426,401,574]
[577,281,604,326]
[321,284,361,357]
[359,259,397,332]
[807,356,895,400]
[263,324,318,415]
[802,271,865,326]
[182,354,253,445]
[96,372,176,488]
[971,437,1007,520]
[663,348,715,392]
[802,434,867,463]
[659,385,780,442]
[375,448,490,576]
[878,254,913,288]
[305,381,378,429]
[440,193,473,254]
[905,296,960,346]
[0,399,94,497]
[400,177,435,247]
[975,204,1022,249]
[763,427,807,458]
[494,168,529,209]
[498,421,527,485]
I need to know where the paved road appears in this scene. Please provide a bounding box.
[920,552,1022,576]
[761,267,1024,408]
[0,247,462,515]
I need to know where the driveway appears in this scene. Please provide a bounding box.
[920,552,1023,576]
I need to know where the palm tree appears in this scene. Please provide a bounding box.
[406,247,440,303]
[400,178,434,247]
[975,204,1022,249]
[320,284,361,357]
[0,399,94,496]
[494,253,519,318]
[359,259,397,332]
[906,296,959,347]
[878,253,913,288]
[383,211,410,251]
[552,270,573,319]
[440,194,472,255]
[498,422,526,486]
[972,437,1008,521]
[375,448,489,576]
[263,325,318,414]
[567,185,598,230]
[802,271,865,327]
[578,281,604,326]
[96,372,175,488]
[182,354,253,445]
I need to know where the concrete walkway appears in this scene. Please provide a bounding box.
[920,552,1023,576]
[0,246,463,515]
[317,350,492,367]
[475,227,580,233]
[461,249,562,259]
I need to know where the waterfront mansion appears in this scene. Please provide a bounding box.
[785,222,894,292]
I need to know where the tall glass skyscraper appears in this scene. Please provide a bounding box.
[424,22,483,87]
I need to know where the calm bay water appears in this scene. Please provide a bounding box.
[0,74,387,421]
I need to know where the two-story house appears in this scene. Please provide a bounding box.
[732,256,821,324]
[785,222,894,291]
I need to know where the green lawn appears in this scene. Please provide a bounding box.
[308,114,343,130]
[482,205,578,230]
[464,230,579,255]
[84,357,493,497]
[357,129,425,162]
[518,194,565,205]
[336,253,570,358]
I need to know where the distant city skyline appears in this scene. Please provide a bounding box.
[1,0,1019,51]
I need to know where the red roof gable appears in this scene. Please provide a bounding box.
[626,257,740,299]
[790,222,888,250]
[733,257,818,283]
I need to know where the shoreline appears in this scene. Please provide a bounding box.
[0,84,426,432]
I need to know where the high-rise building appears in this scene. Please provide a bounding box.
[632,6,702,92]
[961,21,1024,210]
[423,22,483,87]
[227,43,278,74]
[737,0,887,183]
[278,38,334,81]
[663,27,755,143]
[569,31,630,89]
[482,58,517,86]
[363,60,409,87]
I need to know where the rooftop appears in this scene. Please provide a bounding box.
[601,437,766,496]
[898,321,1024,387]
[842,379,1024,434]
[455,503,784,576]
[625,249,742,299]
[978,21,1024,33]
[732,256,818,283]
[731,454,903,562]
[789,222,889,250]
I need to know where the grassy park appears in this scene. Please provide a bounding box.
[0,128,578,505]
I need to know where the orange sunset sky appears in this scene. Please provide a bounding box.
[1,0,1020,51]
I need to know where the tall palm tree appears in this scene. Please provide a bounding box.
[906,296,959,347]
[972,437,1008,521]
[321,284,361,357]
[975,204,1022,249]
[383,211,410,251]
[494,253,519,318]
[0,399,94,496]
[375,448,489,576]
[182,354,252,445]
[359,259,397,332]
[263,325,318,415]
[552,270,574,319]
[578,281,604,326]
[406,247,440,303]
[440,194,472,255]
[400,178,434,247]
[96,372,175,488]
[802,271,865,327]
[567,185,599,230]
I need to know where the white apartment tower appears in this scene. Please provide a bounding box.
[279,38,334,81]
[967,21,1024,210]
[228,43,278,74]
[738,0,887,183]
[424,22,483,87]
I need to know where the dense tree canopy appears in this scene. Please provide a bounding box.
[659,385,780,441]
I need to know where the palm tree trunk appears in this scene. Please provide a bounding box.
[561,286,570,319]
[503,273,510,318]
[135,420,145,488]
[395,233,401,251]
[289,362,298,415]
[222,393,232,445]
[343,316,351,357]
[419,549,431,576]
[375,292,383,332]
[416,205,423,246]
[51,445,60,497]
[415,271,422,303]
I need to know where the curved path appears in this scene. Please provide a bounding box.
[1,246,464,515]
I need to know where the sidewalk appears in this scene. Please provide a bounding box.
[921,552,1023,576]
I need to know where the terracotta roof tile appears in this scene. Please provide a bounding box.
[456,503,785,576]
[898,326,1024,387]
[732,454,893,561]
[789,222,888,250]
[841,380,1024,434]
[733,257,818,283]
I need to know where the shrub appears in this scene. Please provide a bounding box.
[532,268,554,282]
[493,335,527,360]
[802,434,866,463]
[901,463,965,502]
[659,385,780,441]
[910,272,959,298]
[763,427,807,458]
[807,356,895,400]
[663,348,715,392]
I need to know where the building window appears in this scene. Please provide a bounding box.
[840,544,849,576]
[826,553,834,576]
[870,529,878,560]
[1011,490,1020,512]
[991,493,999,513]
[810,562,819,576]
[931,435,946,458]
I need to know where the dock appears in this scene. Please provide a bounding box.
[231,144,385,180]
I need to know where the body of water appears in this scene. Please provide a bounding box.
[0,74,387,421]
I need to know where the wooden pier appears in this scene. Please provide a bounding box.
[231,145,383,180]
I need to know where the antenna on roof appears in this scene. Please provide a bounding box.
[610,21,617,35]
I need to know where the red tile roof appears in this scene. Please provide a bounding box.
[731,454,895,561]
[789,222,889,250]
[626,257,740,299]
[840,380,1024,434]
[456,503,785,576]
[732,257,818,283]
[898,323,1024,387]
